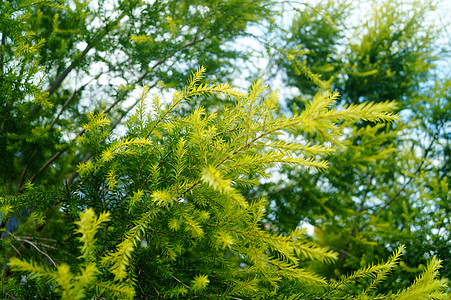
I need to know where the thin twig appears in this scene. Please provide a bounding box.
[0,31,5,75]
[140,150,173,190]
[49,79,93,129]
[29,11,128,116]
[9,243,21,256]
[14,237,57,268]
[18,165,29,193]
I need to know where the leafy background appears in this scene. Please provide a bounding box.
[0,0,450,298]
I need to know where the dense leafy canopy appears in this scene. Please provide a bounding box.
[0,0,450,299]
[261,0,451,290]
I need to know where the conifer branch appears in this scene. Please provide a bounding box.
[220,279,259,299]
[24,83,145,190]
[361,246,404,296]
[395,257,448,300]
[102,207,160,281]
[361,136,436,225]
[140,150,173,190]
[14,4,266,194]
[49,79,93,130]
[68,81,158,186]
[135,36,208,85]
[325,246,405,298]
[93,281,135,299]
[8,257,55,280]
[6,59,447,298]
[0,31,5,75]
[47,11,128,97]
[21,31,223,189]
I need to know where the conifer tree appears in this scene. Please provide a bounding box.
[261,0,451,290]
[4,67,448,299]
[0,0,275,195]
[1,0,450,299]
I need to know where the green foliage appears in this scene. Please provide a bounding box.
[261,0,451,294]
[0,0,275,195]
[1,0,450,298]
[4,69,448,298]
[9,208,134,299]
[396,257,449,300]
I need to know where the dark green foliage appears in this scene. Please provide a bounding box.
[261,0,451,292]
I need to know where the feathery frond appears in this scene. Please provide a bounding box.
[395,257,449,300]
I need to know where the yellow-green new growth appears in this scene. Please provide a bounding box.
[5,68,411,299]
[325,245,406,298]
[299,92,399,140]
[191,274,210,291]
[106,167,118,190]
[100,138,152,162]
[75,208,111,259]
[9,208,134,299]
[129,189,144,212]
[82,111,111,132]
[396,256,449,300]
[201,165,233,194]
